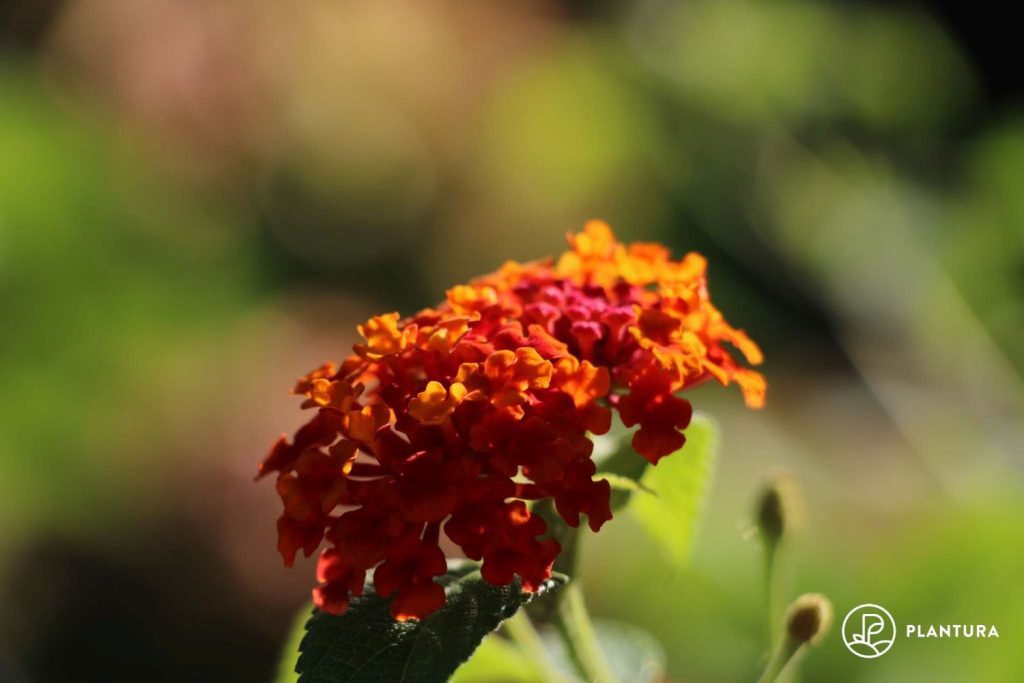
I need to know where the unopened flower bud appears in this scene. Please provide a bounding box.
[755,471,804,548]
[786,593,832,645]
[757,486,784,545]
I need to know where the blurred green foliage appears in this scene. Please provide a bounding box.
[585,486,1024,681]
[0,67,257,541]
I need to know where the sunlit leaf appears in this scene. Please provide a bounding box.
[629,413,718,568]
[449,634,534,683]
[273,604,311,683]
[595,424,651,512]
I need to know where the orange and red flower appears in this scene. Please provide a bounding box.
[258,221,765,621]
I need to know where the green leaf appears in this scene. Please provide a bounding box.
[542,620,666,683]
[295,561,567,683]
[274,604,311,683]
[454,617,664,683]
[594,423,651,512]
[449,634,534,683]
[590,621,665,683]
[629,412,719,568]
[599,473,654,496]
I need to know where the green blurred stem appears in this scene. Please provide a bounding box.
[528,499,613,682]
[555,582,616,683]
[504,611,572,683]
[764,544,780,646]
[756,635,802,683]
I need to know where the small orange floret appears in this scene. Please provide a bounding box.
[408,381,466,424]
[447,284,499,313]
[292,362,338,397]
[553,358,610,408]
[355,313,410,359]
[569,219,617,258]
[259,220,765,621]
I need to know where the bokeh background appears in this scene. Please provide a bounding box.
[1,1,1022,681]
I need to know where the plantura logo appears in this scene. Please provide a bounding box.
[907,623,999,638]
[842,603,1000,659]
[842,604,897,658]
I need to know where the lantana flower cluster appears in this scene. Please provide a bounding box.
[258,221,765,621]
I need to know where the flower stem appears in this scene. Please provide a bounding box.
[504,611,573,683]
[764,544,780,645]
[756,636,802,683]
[555,582,616,683]
[528,500,613,681]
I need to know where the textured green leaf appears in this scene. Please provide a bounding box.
[629,412,719,567]
[296,561,566,683]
